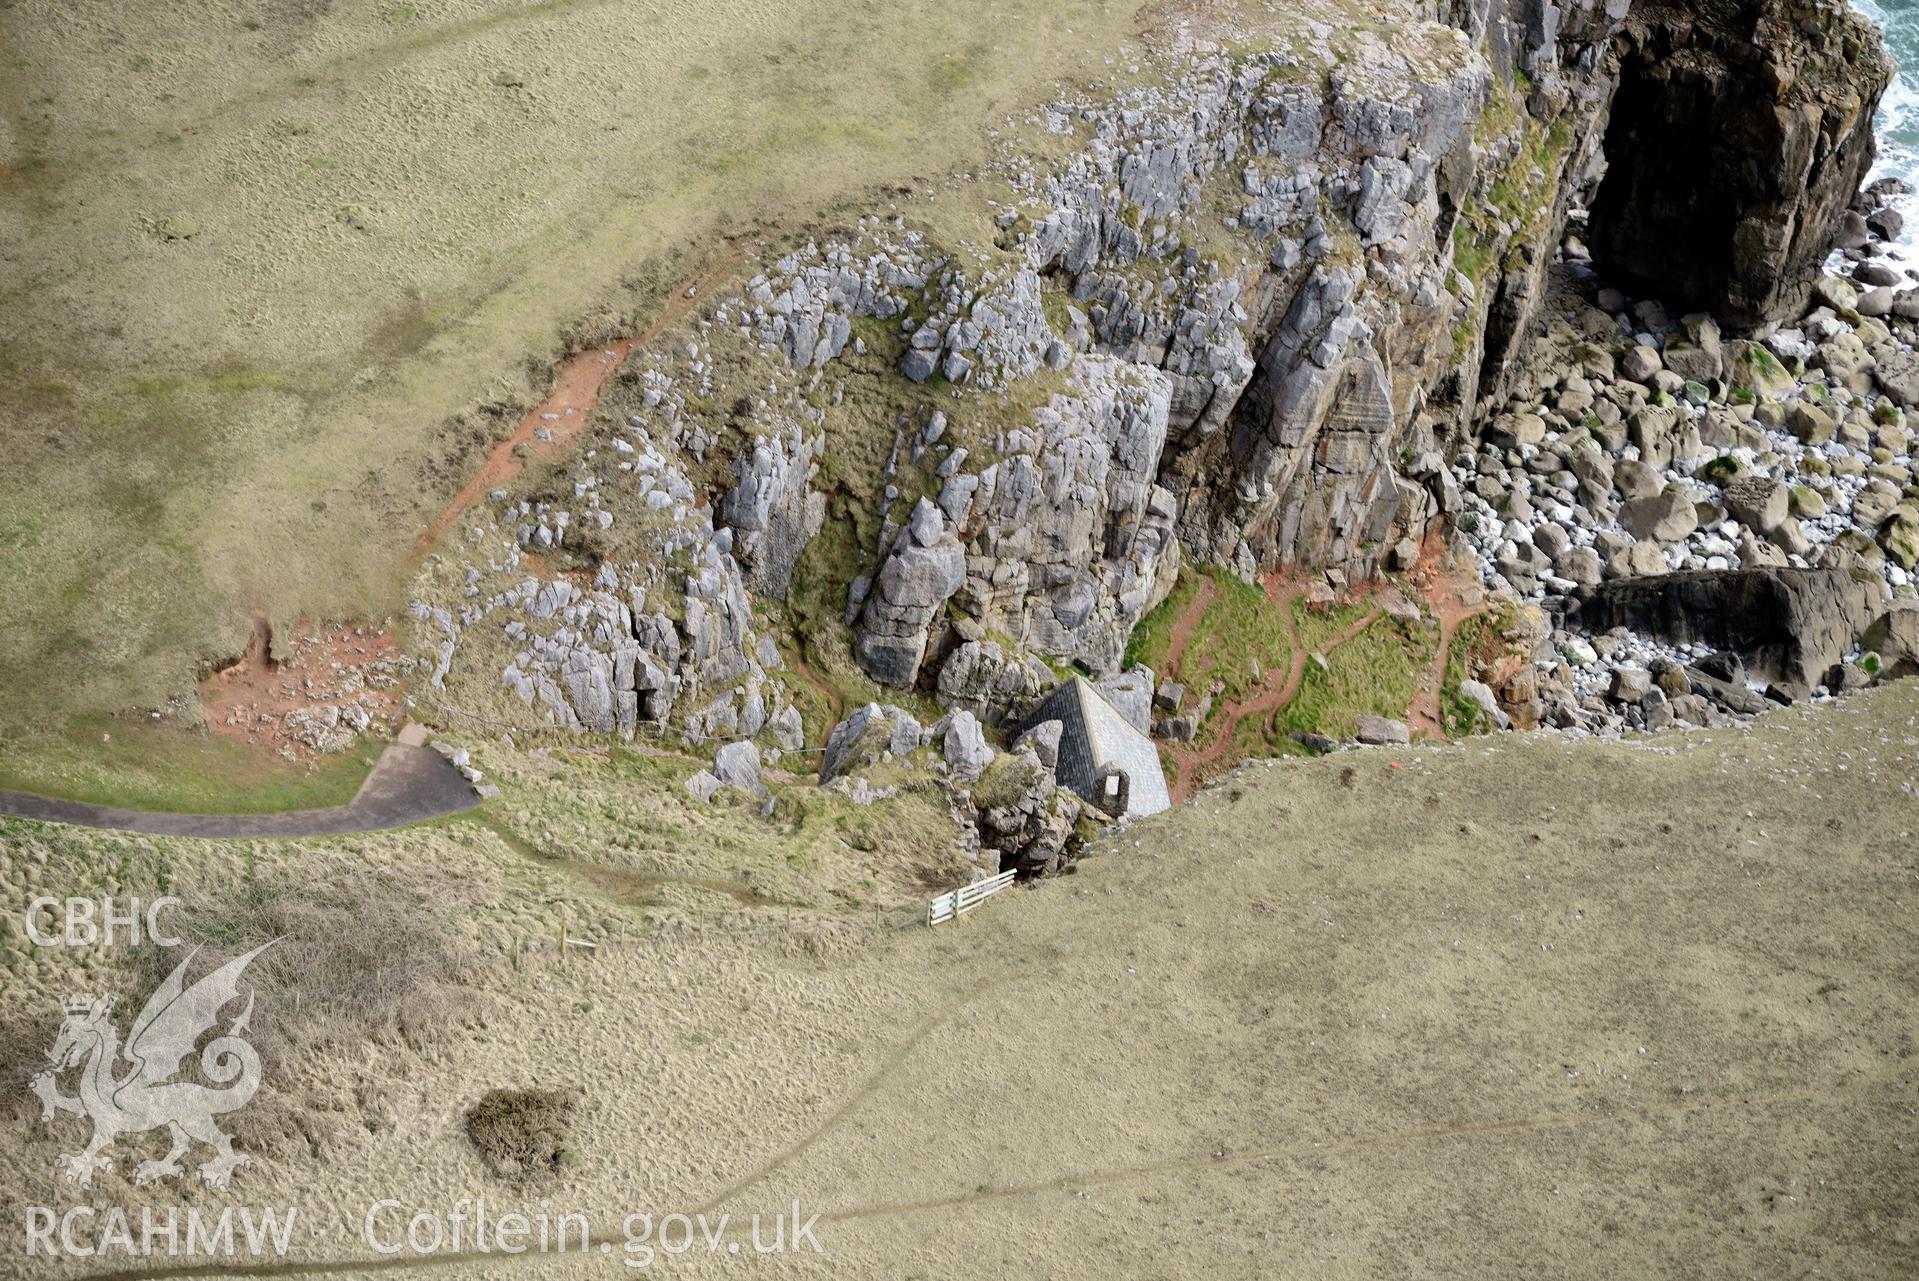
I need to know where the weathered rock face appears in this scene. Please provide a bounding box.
[949,357,1181,674]
[853,499,969,687]
[1038,46,1502,584]
[853,358,1180,689]
[1564,567,1887,686]
[719,425,824,600]
[961,746,1085,877]
[935,639,1057,728]
[413,0,1900,763]
[1588,0,1893,329]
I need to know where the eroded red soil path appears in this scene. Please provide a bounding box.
[413,253,742,560]
[1160,571,1219,674]
[1162,574,1384,804]
[1403,540,1490,742]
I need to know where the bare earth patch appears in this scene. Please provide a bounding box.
[199,614,404,758]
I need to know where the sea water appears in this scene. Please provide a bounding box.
[1857,0,1919,262]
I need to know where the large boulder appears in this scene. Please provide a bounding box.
[853,500,967,686]
[1861,604,1919,678]
[1621,490,1698,544]
[1722,474,1789,535]
[1725,340,1797,398]
[1563,567,1886,687]
[1879,504,1919,571]
[711,740,764,793]
[1662,315,1725,381]
[1874,350,1919,409]
[935,639,1056,728]
[818,704,925,783]
[936,710,995,783]
[1355,716,1410,746]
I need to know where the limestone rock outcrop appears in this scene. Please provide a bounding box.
[410,0,1902,771]
[853,499,968,687]
[949,357,1181,675]
[719,425,824,600]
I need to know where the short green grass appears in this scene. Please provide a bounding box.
[1274,615,1432,743]
[0,719,384,814]
[1127,566,1293,739]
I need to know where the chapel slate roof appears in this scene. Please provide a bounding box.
[1019,677,1170,819]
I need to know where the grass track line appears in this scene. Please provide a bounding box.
[58,1069,1906,1281]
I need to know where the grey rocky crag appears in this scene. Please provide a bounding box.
[720,425,825,600]
[852,498,969,687]
[409,0,1904,827]
[936,357,1181,680]
[411,414,811,755]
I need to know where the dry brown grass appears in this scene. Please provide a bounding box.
[130,862,487,1071]
[0,0,1147,741]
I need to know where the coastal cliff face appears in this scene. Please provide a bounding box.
[407,0,1898,771]
[1589,0,1894,328]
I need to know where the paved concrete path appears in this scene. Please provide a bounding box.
[0,730,479,839]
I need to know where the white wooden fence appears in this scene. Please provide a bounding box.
[927,869,1018,926]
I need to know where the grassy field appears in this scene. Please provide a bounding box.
[0,0,1145,744]
[3,675,1915,1278]
[0,717,385,813]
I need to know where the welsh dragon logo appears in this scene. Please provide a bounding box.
[31,943,275,1189]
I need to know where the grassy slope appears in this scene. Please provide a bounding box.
[0,719,385,813]
[0,0,1144,737]
[1129,567,1444,752]
[1128,567,1296,723]
[1277,599,1436,741]
[3,678,1916,1278]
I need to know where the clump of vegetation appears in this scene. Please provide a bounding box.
[131,865,483,1061]
[972,752,1041,812]
[1439,616,1494,739]
[465,1088,580,1180]
[1701,456,1742,484]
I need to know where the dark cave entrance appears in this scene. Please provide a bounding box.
[1587,49,1736,320]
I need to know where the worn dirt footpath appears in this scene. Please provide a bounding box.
[30,683,1919,1280]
